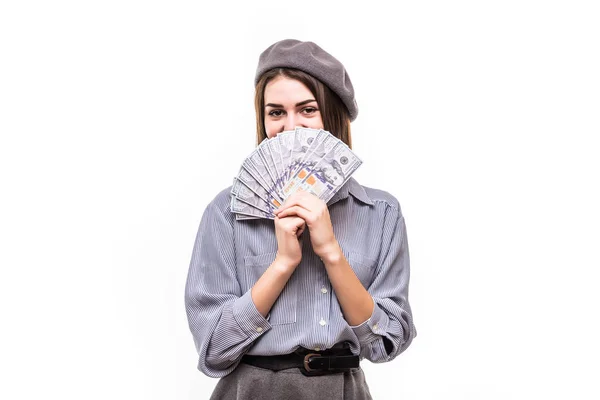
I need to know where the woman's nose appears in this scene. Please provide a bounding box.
[283,115,296,131]
[282,115,307,132]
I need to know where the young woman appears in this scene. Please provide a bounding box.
[185,39,417,400]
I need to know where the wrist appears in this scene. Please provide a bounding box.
[273,253,300,273]
[317,241,343,265]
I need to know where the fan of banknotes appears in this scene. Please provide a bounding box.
[230,127,362,220]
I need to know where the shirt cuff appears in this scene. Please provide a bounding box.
[350,303,390,346]
[232,289,272,338]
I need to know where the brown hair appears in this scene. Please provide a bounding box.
[254,68,352,148]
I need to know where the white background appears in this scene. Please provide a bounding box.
[1,1,599,399]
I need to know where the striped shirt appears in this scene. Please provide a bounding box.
[184,177,417,378]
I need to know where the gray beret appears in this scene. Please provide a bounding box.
[255,39,358,121]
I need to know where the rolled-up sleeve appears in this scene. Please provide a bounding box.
[184,198,271,378]
[351,204,417,362]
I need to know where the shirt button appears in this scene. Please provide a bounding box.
[314,347,320,351]
[320,287,328,294]
[319,319,327,326]
[372,324,379,331]
[256,327,263,332]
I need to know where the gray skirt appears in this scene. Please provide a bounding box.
[209,362,373,400]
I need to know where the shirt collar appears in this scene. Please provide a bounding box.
[327,177,375,207]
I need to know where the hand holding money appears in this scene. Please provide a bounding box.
[273,214,305,269]
[274,189,338,259]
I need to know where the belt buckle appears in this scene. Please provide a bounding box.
[302,353,331,376]
[303,353,320,373]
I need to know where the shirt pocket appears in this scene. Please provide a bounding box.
[346,251,378,289]
[244,252,297,325]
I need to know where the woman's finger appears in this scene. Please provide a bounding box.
[276,193,317,215]
[296,223,305,237]
[277,205,311,222]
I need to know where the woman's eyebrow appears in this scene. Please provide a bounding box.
[265,99,317,108]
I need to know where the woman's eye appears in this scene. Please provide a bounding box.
[301,107,318,114]
[268,110,284,117]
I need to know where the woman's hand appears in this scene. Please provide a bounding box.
[274,190,339,259]
[273,215,306,270]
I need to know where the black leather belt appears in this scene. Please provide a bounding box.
[241,348,360,377]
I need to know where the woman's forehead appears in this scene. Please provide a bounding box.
[264,76,314,103]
